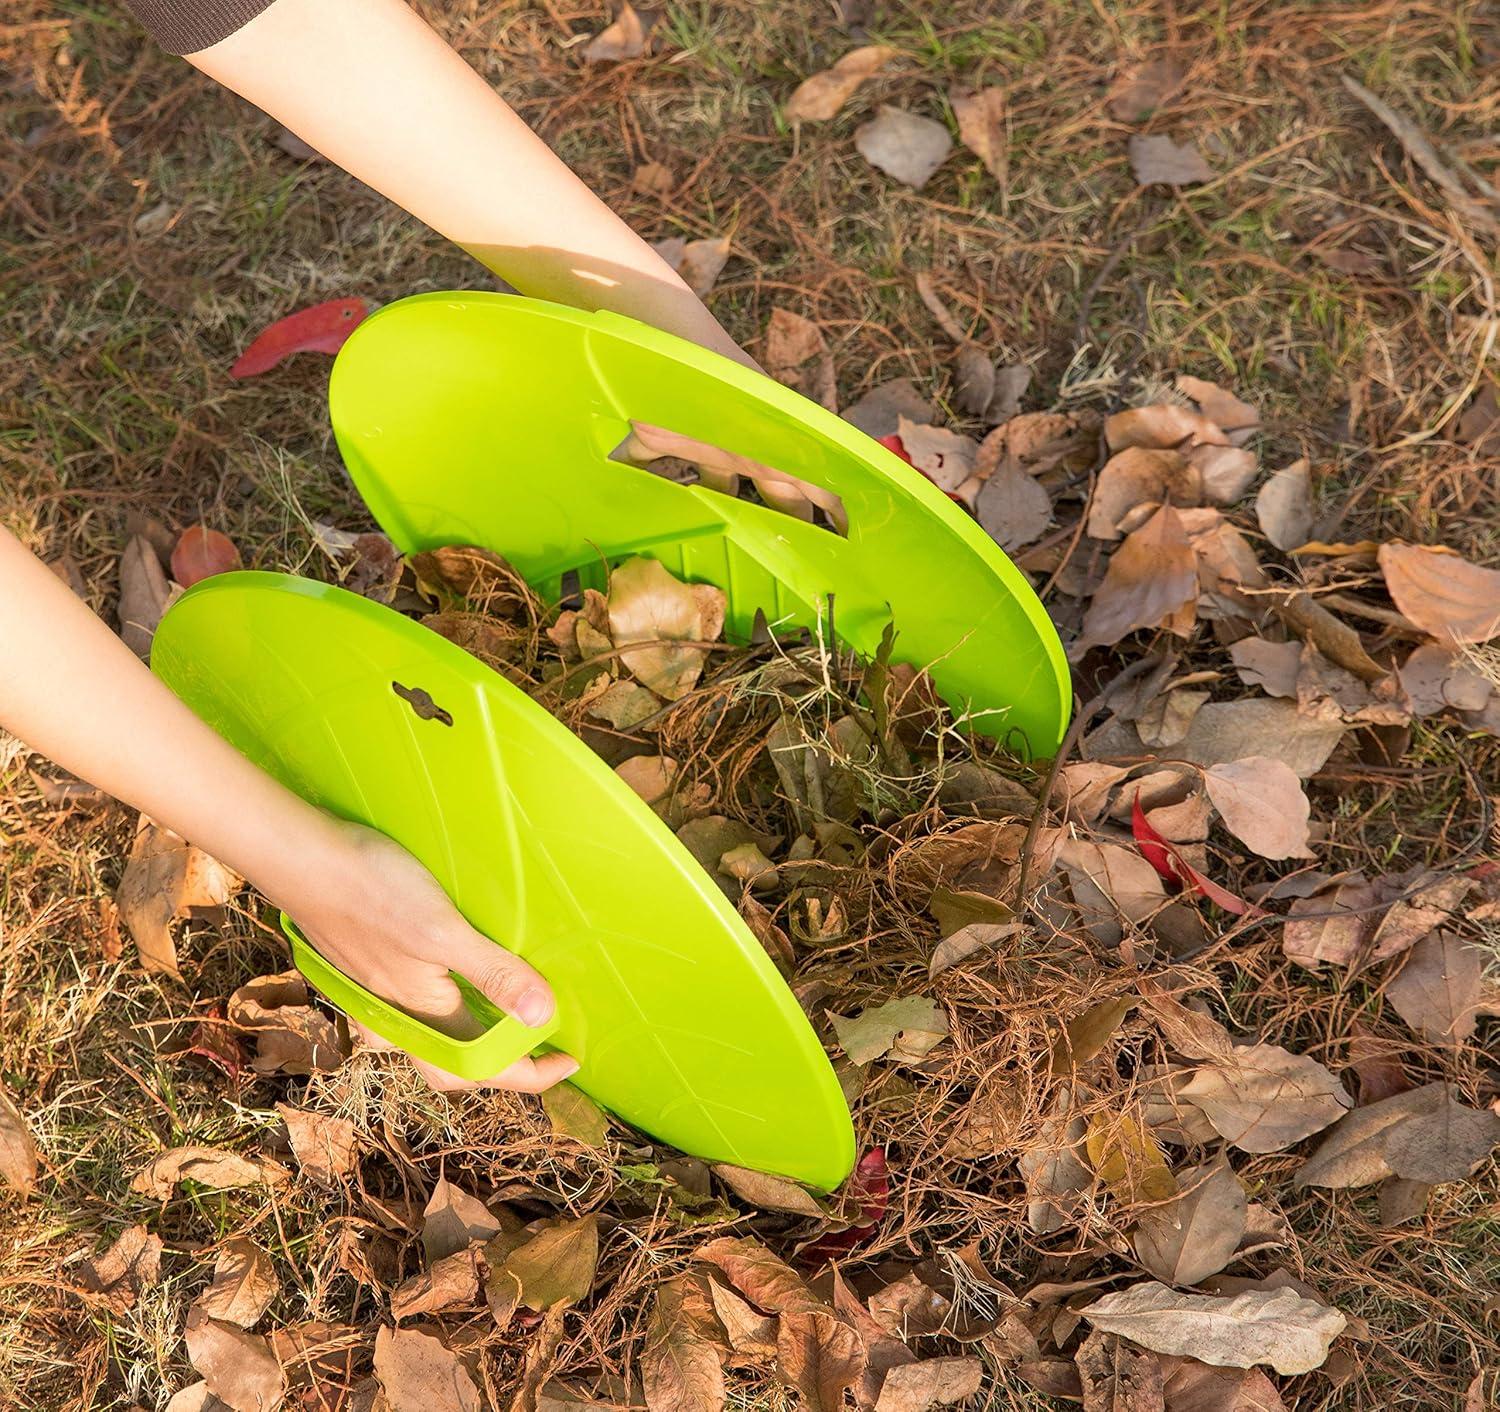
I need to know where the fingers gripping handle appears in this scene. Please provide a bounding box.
[281,914,561,1081]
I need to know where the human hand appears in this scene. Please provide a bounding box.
[276,820,577,1094]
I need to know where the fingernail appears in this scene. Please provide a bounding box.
[517,986,553,1027]
[560,1058,581,1080]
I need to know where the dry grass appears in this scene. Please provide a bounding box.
[2,1,1498,1409]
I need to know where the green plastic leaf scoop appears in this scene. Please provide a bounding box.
[151,572,855,1190]
[328,292,1072,758]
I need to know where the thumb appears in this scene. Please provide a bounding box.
[445,924,556,1029]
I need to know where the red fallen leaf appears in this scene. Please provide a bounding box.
[801,1147,889,1262]
[876,434,967,505]
[180,1005,246,1079]
[1131,793,1254,916]
[230,298,369,378]
[171,526,243,588]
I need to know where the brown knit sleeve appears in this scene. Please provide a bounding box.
[122,0,280,56]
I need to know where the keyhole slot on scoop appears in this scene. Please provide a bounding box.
[609,420,848,536]
[392,681,453,726]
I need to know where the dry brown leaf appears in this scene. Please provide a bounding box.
[373,1324,481,1412]
[165,1382,232,1412]
[641,1273,726,1412]
[928,921,1015,978]
[1174,1043,1352,1153]
[1050,996,1135,1075]
[1108,56,1186,122]
[777,1308,866,1412]
[1020,1092,1091,1234]
[1074,505,1199,656]
[196,1239,277,1328]
[1377,543,1500,644]
[1173,699,1346,778]
[784,46,895,122]
[581,3,652,62]
[1229,637,1300,698]
[1254,458,1313,551]
[0,1090,38,1196]
[1074,1329,1166,1411]
[1081,1281,1346,1375]
[712,1163,824,1216]
[1128,134,1213,186]
[391,1250,480,1321]
[1161,1359,1286,1411]
[652,235,733,298]
[1296,1081,1500,1188]
[80,1224,163,1313]
[1399,643,1493,716]
[1385,930,1491,1043]
[421,1178,501,1262]
[707,1278,778,1362]
[1132,1160,1248,1285]
[1136,983,1233,1063]
[1368,875,1470,964]
[184,1308,287,1412]
[951,87,1004,179]
[228,972,347,1075]
[764,307,838,410]
[855,106,953,189]
[1176,376,1260,443]
[841,378,936,439]
[116,817,241,977]
[118,534,174,657]
[132,1147,286,1201]
[1203,758,1314,861]
[541,1083,609,1147]
[874,1357,984,1412]
[975,462,1052,550]
[1281,877,1381,970]
[1106,405,1227,454]
[1089,446,1200,541]
[1057,838,1167,943]
[896,417,979,492]
[1192,444,1260,505]
[607,557,724,700]
[276,1105,356,1186]
[694,1235,821,1314]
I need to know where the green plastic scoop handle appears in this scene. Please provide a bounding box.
[282,916,559,1077]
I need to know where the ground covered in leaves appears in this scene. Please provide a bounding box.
[2,2,1498,1411]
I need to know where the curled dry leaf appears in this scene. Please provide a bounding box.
[392,1250,480,1321]
[1105,404,1227,454]
[784,46,895,122]
[896,417,978,492]
[1131,1159,1248,1285]
[80,1224,163,1313]
[1202,758,1314,861]
[116,816,242,978]
[1058,837,1168,942]
[1193,444,1260,505]
[227,972,347,1075]
[1020,1091,1091,1234]
[1399,643,1494,716]
[694,1235,821,1314]
[0,1089,38,1195]
[131,1146,286,1201]
[1049,996,1136,1075]
[777,1309,866,1412]
[1128,134,1214,186]
[1072,505,1199,657]
[708,1278,777,1362]
[1377,543,1500,644]
[1176,376,1260,444]
[196,1239,277,1328]
[606,557,726,700]
[951,87,1005,180]
[652,235,732,299]
[713,1163,824,1217]
[1385,929,1491,1044]
[855,106,954,190]
[765,307,839,410]
[581,2,652,62]
[1088,446,1200,540]
[541,1082,610,1147]
[373,1324,482,1412]
[832,996,947,1065]
[118,533,174,657]
[1254,459,1313,551]
[1081,1280,1346,1375]
[1174,1043,1352,1153]
[1296,1081,1500,1189]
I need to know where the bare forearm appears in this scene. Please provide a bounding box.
[188,0,753,367]
[0,529,336,902]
